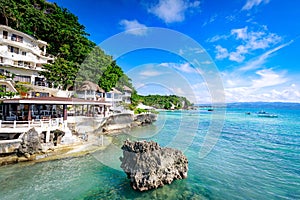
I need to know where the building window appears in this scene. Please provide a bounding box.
[24,62,30,68]
[11,34,23,43]
[14,75,31,83]
[3,31,8,39]
[8,46,19,54]
[106,93,112,98]
[18,61,23,66]
[0,57,3,63]
[22,51,27,56]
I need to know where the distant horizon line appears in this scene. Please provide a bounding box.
[195,101,300,105]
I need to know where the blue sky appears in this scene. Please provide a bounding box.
[49,0,300,103]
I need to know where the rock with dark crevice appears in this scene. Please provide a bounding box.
[18,128,42,155]
[120,139,188,191]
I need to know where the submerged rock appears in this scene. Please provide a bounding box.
[120,140,188,191]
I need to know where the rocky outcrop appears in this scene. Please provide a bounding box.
[133,113,157,126]
[18,128,42,156]
[102,113,133,132]
[102,113,157,133]
[120,140,188,191]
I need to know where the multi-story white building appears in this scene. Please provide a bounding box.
[122,85,132,104]
[0,25,54,87]
[105,88,123,106]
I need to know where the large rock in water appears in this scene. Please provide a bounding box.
[120,140,188,191]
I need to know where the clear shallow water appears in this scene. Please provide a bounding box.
[0,107,300,200]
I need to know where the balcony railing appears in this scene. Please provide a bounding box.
[34,81,48,87]
[123,92,131,97]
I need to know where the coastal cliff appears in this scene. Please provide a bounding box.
[120,140,188,191]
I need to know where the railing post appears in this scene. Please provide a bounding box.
[46,126,50,143]
[40,120,43,128]
[0,120,2,128]
[13,120,17,129]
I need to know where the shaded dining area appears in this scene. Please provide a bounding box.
[0,97,112,122]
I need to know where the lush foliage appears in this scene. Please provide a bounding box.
[0,0,134,91]
[0,0,94,89]
[132,94,193,110]
[0,0,94,63]
[76,46,112,84]
[98,61,123,92]
[40,58,77,90]
[0,87,16,98]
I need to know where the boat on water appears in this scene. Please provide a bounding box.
[257,111,278,118]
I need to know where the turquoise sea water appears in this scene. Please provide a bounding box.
[0,107,300,199]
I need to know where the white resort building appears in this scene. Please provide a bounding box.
[0,25,134,124]
[0,25,54,87]
[122,85,132,104]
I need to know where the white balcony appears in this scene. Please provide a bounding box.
[123,92,131,97]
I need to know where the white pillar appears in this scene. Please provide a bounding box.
[46,128,50,143]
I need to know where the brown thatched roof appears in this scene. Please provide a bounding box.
[123,85,132,92]
[111,87,122,94]
[79,81,104,92]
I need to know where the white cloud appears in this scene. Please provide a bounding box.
[221,68,298,102]
[231,27,248,40]
[239,40,293,71]
[225,84,300,103]
[229,51,246,62]
[148,0,200,23]
[175,63,195,73]
[215,45,229,60]
[242,0,270,11]
[178,47,205,56]
[139,70,163,77]
[202,14,217,27]
[213,25,282,63]
[160,62,196,73]
[251,69,287,88]
[269,86,300,102]
[119,19,148,36]
[207,34,229,43]
[201,60,212,65]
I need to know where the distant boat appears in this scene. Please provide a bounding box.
[245,112,251,115]
[257,111,278,118]
[207,108,214,111]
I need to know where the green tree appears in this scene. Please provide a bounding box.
[40,58,77,90]
[76,46,112,85]
[98,61,123,92]
[0,0,95,89]
[0,0,136,95]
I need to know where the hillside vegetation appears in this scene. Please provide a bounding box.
[133,94,193,110]
[0,0,133,91]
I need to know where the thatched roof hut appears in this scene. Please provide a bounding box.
[78,81,105,93]
[123,85,132,92]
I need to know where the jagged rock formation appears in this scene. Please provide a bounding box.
[18,128,42,156]
[133,113,157,126]
[120,140,188,191]
[101,113,157,133]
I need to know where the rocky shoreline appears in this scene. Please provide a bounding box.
[101,113,157,133]
[0,113,157,166]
